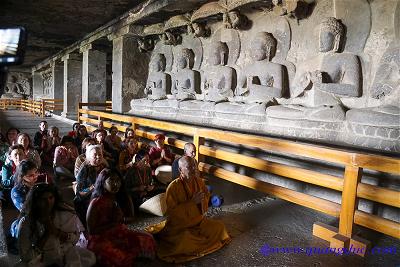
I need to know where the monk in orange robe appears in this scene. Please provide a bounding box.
[147,156,231,263]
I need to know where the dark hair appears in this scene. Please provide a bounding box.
[124,128,135,138]
[14,160,37,188]
[91,168,133,217]
[72,122,80,131]
[77,125,87,137]
[109,125,118,134]
[81,137,95,153]
[16,133,33,149]
[6,127,20,143]
[21,183,72,242]
[8,144,24,155]
[92,129,107,139]
[134,149,148,163]
[61,135,74,146]
[154,133,165,141]
[39,120,47,125]
[92,168,121,199]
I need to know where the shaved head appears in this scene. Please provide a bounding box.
[178,155,191,169]
[183,143,196,158]
[178,156,196,180]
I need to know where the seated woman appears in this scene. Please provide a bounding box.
[6,127,20,146]
[74,137,96,178]
[68,122,80,138]
[42,126,61,167]
[118,136,139,176]
[74,145,107,226]
[17,133,41,169]
[125,149,163,210]
[93,129,115,164]
[87,168,156,267]
[1,145,25,205]
[74,125,89,154]
[105,125,122,153]
[10,160,39,238]
[125,127,135,140]
[121,127,137,150]
[17,183,96,267]
[149,134,174,168]
[53,136,79,181]
[74,138,110,178]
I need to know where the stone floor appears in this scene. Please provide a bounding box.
[0,109,399,267]
[0,110,73,137]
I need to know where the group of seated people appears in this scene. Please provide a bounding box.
[0,120,231,266]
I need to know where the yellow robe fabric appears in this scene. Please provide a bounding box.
[146,176,231,263]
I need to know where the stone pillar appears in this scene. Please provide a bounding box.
[109,28,150,113]
[50,61,64,115]
[61,53,82,119]
[32,71,44,99]
[80,44,107,104]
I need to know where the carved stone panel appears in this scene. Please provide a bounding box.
[41,69,53,96]
[1,72,31,99]
[334,0,371,53]
[127,0,400,153]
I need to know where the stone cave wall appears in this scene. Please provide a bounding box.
[129,0,400,154]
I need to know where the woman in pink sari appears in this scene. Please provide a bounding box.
[87,168,156,266]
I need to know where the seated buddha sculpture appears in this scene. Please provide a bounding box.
[238,32,285,104]
[144,53,171,100]
[202,41,236,103]
[268,17,361,121]
[172,48,199,101]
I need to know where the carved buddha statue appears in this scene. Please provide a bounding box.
[1,75,24,99]
[238,32,285,104]
[269,17,361,121]
[172,48,198,101]
[203,41,236,102]
[289,17,360,106]
[144,53,171,100]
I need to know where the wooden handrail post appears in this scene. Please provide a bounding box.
[193,134,205,163]
[77,104,80,124]
[41,99,45,117]
[323,165,368,256]
[339,165,363,237]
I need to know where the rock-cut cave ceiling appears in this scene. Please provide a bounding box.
[0,0,209,72]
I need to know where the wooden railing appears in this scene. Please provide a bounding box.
[0,98,23,110]
[80,107,398,255]
[42,99,63,116]
[0,98,63,117]
[78,101,112,112]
